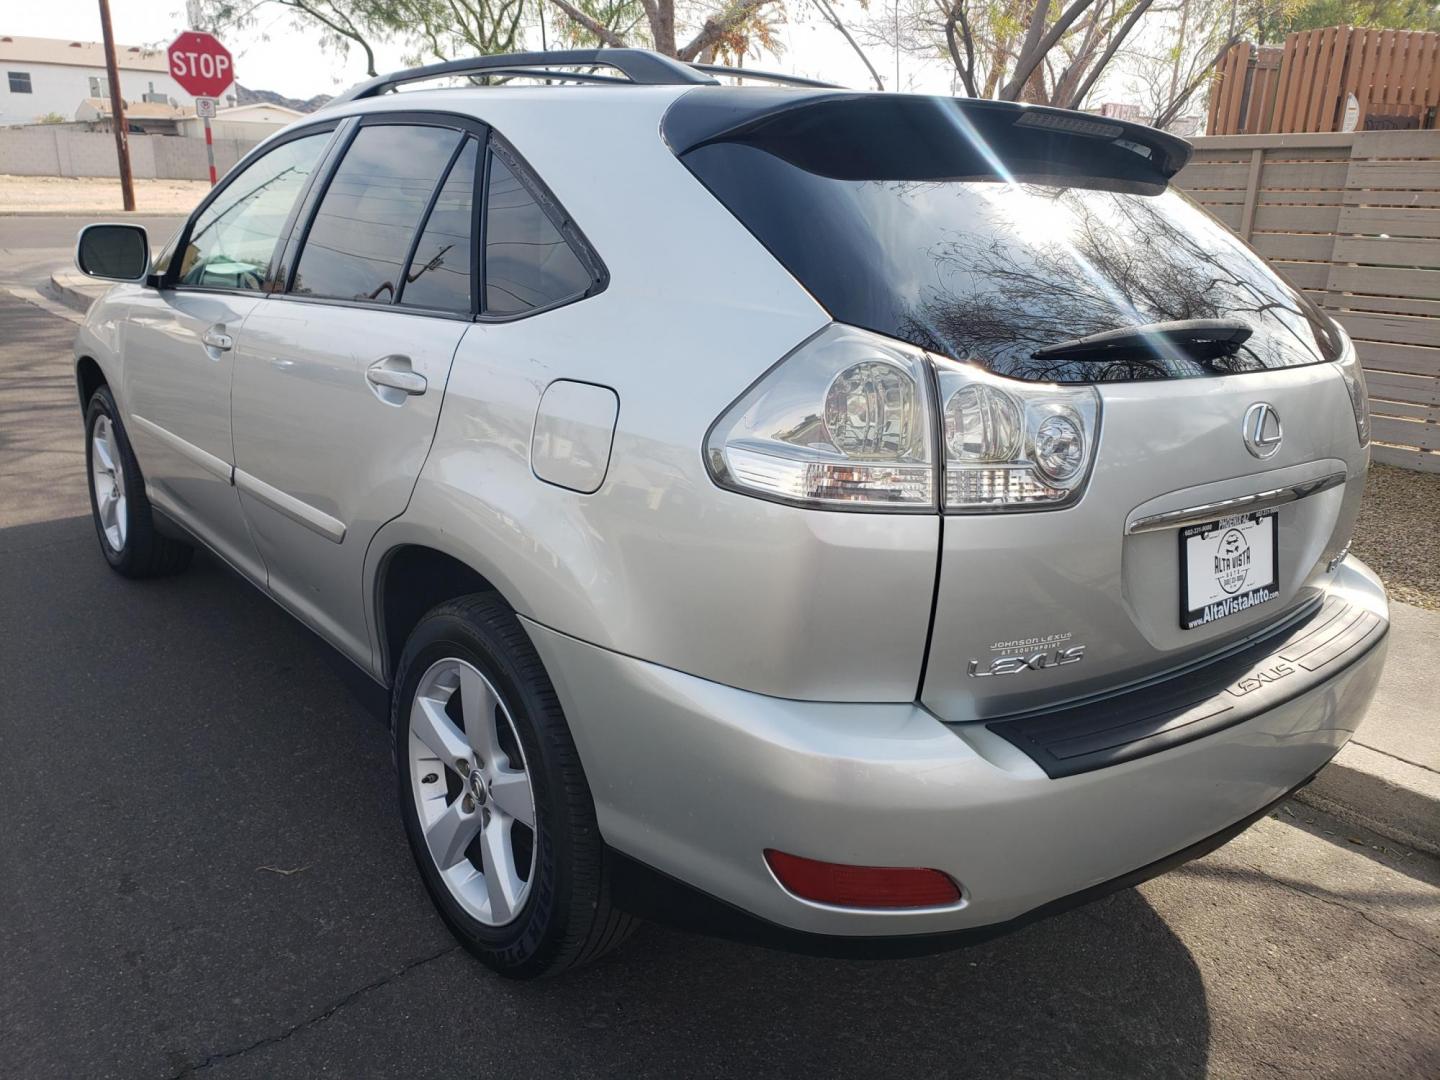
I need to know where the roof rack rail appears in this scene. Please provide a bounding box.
[330,48,717,105]
[688,64,841,89]
[327,48,848,106]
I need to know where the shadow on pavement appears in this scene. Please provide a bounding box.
[0,513,1211,1079]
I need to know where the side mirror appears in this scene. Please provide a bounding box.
[76,223,151,283]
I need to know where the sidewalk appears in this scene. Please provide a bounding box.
[1,174,210,215]
[1296,600,1440,855]
[36,269,1440,857]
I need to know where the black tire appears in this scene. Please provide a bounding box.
[392,594,639,978]
[84,385,193,578]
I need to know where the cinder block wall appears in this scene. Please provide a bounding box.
[0,128,258,181]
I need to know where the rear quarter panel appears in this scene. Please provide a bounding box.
[365,90,939,700]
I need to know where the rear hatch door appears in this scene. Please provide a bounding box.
[671,92,1368,722]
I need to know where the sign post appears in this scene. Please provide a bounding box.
[167,31,235,187]
[195,96,218,185]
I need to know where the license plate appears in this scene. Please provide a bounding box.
[1179,510,1279,629]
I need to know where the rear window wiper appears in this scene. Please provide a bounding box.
[1032,319,1253,364]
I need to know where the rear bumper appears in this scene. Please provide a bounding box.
[523,557,1388,942]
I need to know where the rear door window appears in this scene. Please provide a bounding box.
[399,137,478,313]
[482,148,593,316]
[292,123,463,303]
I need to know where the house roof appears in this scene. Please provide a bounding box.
[0,34,168,73]
[215,103,307,119]
[80,97,193,120]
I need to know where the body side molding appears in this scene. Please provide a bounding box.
[234,468,347,544]
[130,414,234,483]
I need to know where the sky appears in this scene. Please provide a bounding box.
[4,0,1146,105]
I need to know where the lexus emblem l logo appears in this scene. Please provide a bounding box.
[1242,402,1283,458]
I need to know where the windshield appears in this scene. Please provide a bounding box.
[681,140,1342,382]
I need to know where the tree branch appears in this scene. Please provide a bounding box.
[1153,32,1242,128]
[1065,0,1158,110]
[678,0,772,61]
[545,0,629,46]
[812,0,885,90]
[998,0,1098,101]
[942,0,979,97]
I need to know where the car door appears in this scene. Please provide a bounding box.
[230,116,482,669]
[120,125,339,580]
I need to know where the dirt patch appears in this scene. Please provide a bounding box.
[1351,462,1440,611]
[0,174,209,214]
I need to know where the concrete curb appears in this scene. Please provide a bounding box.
[1296,743,1440,857]
[46,270,101,315]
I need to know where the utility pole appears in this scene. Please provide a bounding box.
[893,0,900,91]
[1169,0,1191,110]
[97,0,135,212]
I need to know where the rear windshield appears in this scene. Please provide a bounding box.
[681,124,1342,382]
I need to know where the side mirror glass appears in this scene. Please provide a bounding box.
[76,223,151,283]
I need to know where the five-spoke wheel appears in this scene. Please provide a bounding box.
[90,414,128,552]
[408,657,537,926]
[83,385,192,578]
[393,595,638,977]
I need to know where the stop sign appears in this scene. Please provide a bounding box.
[167,31,235,99]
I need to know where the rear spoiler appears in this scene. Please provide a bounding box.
[662,90,1192,186]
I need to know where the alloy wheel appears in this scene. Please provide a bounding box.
[408,657,537,926]
[91,415,128,552]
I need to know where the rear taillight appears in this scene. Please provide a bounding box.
[935,359,1099,510]
[706,323,1100,512]
[705,324,935,510]
[764,849,962,909]
[1335,336,1370,447]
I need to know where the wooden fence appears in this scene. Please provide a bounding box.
[1175,129,1440,472]
[1209,27,1440,135]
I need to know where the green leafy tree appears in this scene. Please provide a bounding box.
[1269,0,1440,38]
[199,0,790,70]
[196,0,393,75]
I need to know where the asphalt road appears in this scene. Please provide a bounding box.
[1,235,1438,1079]
[0,213,187,292]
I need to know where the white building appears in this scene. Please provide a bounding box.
[0,34,200,127]
[178,102,305,141]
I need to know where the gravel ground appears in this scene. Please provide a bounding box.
[1351,462,1440,610]
[0,174,210,214]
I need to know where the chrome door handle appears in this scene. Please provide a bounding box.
[201,327,233,351]
[366,356,427,397]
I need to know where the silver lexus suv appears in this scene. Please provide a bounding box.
[73,49,1389,978]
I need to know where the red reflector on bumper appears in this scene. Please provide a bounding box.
[764,849,961,909]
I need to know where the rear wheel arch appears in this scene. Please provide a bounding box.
[375,544,509,683]
[76,356,107,414]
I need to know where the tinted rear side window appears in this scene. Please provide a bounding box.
[293,124,462,303]
[483,151,591,316]
[680,100,1341,382]
[400,137,478,313]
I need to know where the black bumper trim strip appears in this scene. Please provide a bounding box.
[986,597,1387,779]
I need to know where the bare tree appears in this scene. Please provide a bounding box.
[865,0,1166,105]
[1120,0,1289,128]
[811,0,887,89]
[547,0,788,59]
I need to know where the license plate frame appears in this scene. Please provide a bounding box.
[1178,510,1280,630]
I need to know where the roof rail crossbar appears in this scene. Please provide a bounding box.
[330,48,717,105]
[687,64,842,89]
